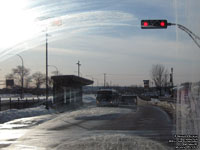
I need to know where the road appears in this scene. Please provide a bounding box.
[0,98,175,150]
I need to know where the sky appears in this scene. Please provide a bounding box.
[0,0,200,87]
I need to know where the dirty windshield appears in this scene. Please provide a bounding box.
[0,0,200,150]
[97,91,113,100]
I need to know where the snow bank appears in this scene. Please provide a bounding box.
[0,106,55,124]
[58,106,132,121]
[56,134,168,150]
[0,94,96,124]
[39,100,133,131]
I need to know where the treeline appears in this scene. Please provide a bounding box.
[0,87,53,96]
[5,65,61,89]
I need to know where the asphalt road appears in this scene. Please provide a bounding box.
[2,104,175,150]
[94,105,174,145]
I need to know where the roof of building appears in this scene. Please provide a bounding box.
[51,75,93,87]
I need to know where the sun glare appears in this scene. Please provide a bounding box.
[0,0,41,49]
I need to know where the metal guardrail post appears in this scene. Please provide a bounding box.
[0,97,1,111]
[18,98,20,109]
[26,98,28,107]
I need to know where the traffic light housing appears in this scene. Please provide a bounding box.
[141,20,168,29]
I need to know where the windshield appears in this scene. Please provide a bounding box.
[97,91,113,100]
[0,1,199,150]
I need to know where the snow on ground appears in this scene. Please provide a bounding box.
[43,104,169,150]
[53,104,132,122]
[56,134,167,150]
[0,94,53,101]
[0,94,96,124]
[0,106,55,124]
[32,95,170,150]
[0,94,97,149]
[1,94,171,150]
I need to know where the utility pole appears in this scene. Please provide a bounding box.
[170,67,174,97]
[76,61,81,77]
[170,68,174,87]
[164,73,168,92]
[104,73,106,87]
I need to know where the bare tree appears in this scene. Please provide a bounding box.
[6,65,31,87]
[25,76,32,88]
[48,77,54,89]
[6,73,14,80]
[32,72,45,89]
[151,64,169,95]
[164,70,169,88]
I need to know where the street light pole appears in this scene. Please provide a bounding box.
[37,17,62,110]
[46,29,49,109]
[9,54,24,99]
[8,54,24,98]
[16,54,24,99]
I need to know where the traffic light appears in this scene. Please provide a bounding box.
[141,20,168,29]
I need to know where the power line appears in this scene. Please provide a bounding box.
[86,73,147,77]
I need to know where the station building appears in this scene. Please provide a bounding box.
[51,75,93,105]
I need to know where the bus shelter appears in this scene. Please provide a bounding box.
[51,75,93,105]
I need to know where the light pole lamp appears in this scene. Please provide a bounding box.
[48,65,59,76]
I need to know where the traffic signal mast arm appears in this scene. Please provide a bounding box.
[168,22,200,48]
[141,20,200,49]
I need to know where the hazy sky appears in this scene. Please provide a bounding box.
[0,0,199,86]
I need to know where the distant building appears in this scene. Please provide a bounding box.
[51,75,93,105]
[143,80,149,88]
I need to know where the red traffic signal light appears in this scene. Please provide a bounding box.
[141,20,168,29]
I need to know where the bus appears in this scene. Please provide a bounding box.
[96,89,120,107]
